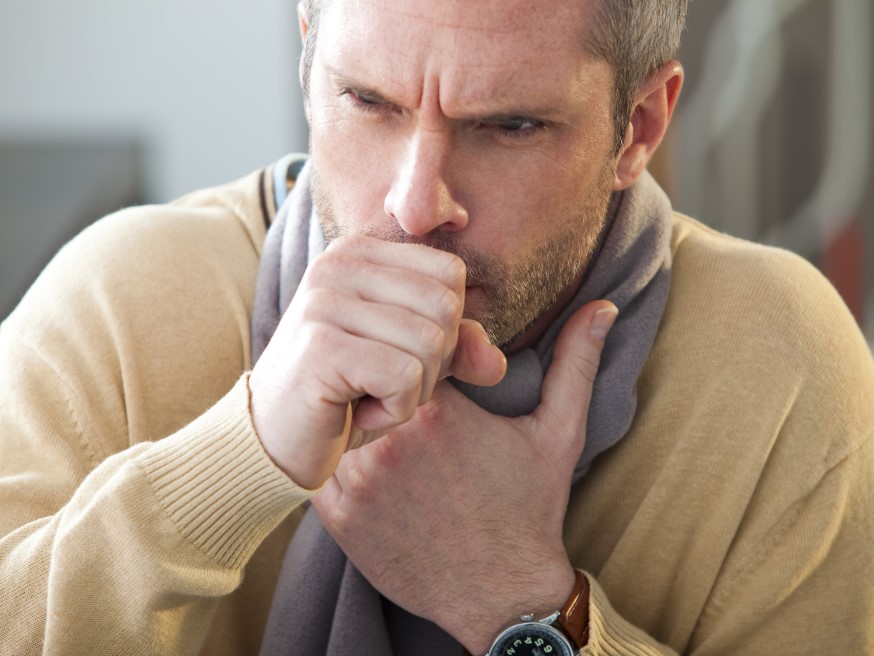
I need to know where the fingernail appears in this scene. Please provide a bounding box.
[591,307,618,342]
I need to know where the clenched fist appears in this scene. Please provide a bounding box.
[248,234,507,489]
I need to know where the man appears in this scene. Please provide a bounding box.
[1,0,872,655]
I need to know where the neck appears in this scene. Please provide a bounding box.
[503,271,585,354]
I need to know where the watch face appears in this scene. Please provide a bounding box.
[490,622,575,656]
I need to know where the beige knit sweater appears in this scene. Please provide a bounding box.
[1,166,872,655]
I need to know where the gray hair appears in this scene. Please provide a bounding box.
[300,0,687,153]
[300,0,322,104]
[586,0,687,153]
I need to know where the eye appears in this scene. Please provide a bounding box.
[486,116,546,140]
[341,88,390,114]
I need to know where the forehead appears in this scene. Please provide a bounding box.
[316,0,610,116]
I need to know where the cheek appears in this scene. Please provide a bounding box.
[461,164,573,257]
[309,105,395,226]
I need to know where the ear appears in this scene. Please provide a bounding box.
[298,1,312,122]
[298,1,310,41]
[298,1,310,89]
[613,61,684,190]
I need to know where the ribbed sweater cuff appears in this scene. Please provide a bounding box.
[585,573,673,655]
[137,373,314,569]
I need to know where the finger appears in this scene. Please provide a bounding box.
[533,301,618,441]
[336,399,391,452]
[326,234,466,293]
[310,326,425,431]
[306,250,463,328]
[305,250,464,374]
[353,392,420,433]
[448,319,507,387]
[302,289,449,404]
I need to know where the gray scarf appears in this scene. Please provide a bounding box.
[253,159,673,656]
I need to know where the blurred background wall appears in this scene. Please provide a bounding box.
[0,0,307,317]
[1,0,871,350]
[651,0,873,348]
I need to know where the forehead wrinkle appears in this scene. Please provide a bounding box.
[322,14,520,116]
[323,0,608,122]
[321,10,425,107]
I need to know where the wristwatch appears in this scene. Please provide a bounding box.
[483,569,589,656]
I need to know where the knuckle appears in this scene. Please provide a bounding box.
[397,352,425,387]
[369,434,402,470]
[382,355,423,419]
[342,459,373,502]
[442,253,467,288]
[571,350,601,383]
[417,320,445,361]
[306,250,342,284]
[413,394,446,426]
[298,288,337,323]
[296,321,333,357]
[323,500,354,542]
[327,233,364,253]
[431,284,462,326]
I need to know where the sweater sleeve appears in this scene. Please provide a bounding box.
[0,336,311,655]
[0,185,312,655]
[583,576,679,655]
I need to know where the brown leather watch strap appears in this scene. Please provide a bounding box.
[556,569,590,649]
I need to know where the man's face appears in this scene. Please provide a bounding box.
[305,0,619,348]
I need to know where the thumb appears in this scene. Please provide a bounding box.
[533,300,618,435]
[448,319,508,387]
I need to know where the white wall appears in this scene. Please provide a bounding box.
[0,0,308,202]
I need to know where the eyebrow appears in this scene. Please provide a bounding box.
[325,63,400,103]
[324,62,569,125]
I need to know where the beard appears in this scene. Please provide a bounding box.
[310,163,615,348]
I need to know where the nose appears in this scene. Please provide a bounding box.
[383,128,469,235]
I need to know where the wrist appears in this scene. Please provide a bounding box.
[452,562,578,655]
